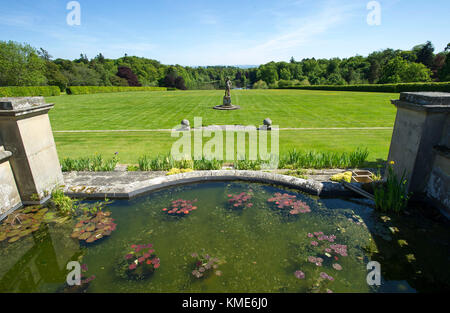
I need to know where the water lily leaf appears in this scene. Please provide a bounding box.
[54,216,70,224]
[79,232,92,240]
[86,236,97,243]
[8,236,21,243]
[71,231,81,239]
[86,224,96,232]
[406,254,416,263]
[7,230,20,238]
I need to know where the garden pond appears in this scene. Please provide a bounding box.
[0,181,449,293]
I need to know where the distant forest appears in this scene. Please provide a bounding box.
[0,40,449,90]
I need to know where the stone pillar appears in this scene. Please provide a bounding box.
[0,146,22,219]
[388,92,450,196]
[0,97,63,204]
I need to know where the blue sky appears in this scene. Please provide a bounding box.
[0,0,449,66]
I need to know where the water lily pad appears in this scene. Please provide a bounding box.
[406,254,416,263]
[389,227,400,234]
[79,232,92,240]
[85,224,96,232]
[7,230,21,238]
[19,229,32,237]
[86,236,97,243]
[71,231,81,239]
[8,236,21,243]
[43,212,57,221]
[53,216,70,224]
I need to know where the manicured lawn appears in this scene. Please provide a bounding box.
[47,89,397,130]
[47,89,398,165]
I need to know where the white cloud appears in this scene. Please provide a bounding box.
[179,1,359,65]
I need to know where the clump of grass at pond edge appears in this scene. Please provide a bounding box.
[374,161,410,214]
[50,188,113,216]
[50,189,77,215]
[280,148,369,169]
[61,153,119,172]
[138,154,223,171]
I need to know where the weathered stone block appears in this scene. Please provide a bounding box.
[0,97,63,203]
[0,149,21,219]
[389,92,450,193]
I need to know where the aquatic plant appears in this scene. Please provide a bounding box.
[267,193,311,215]
[374,161,410,214]
[70,211,117,244]
[294,270,305,279]
[191,252,223,279]
[163,199,198,216]
[116,243,160,280]
[0,206,69,244]
[50,188,78,215]
[227,191,254,209]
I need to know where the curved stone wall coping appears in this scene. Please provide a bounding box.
[64,170,351,200]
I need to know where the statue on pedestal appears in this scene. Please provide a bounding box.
[223,77,232,107]
[213,77,240,110]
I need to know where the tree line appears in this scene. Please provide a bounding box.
[0,40,449,91]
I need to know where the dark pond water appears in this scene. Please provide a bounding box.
[0,181,449,293]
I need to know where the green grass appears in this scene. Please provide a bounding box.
[47,89,397,130]
[47,89,397,166]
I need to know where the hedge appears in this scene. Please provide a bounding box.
[280,82,450,93]
[66,86,169,95]
[0,86,61,97]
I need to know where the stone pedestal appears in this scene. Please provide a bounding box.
[0,97,63,204]
[0,148,21,219]
[388,92,450,216]
[223,96,232,107]
[213,96,241,111]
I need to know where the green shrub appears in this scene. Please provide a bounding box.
[374,162,410,214]
[252,80,268,89]
[0,86,60,97]
[280,82,450,93]
[60,154,119,172]
[66,86,168,95]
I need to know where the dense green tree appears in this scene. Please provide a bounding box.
[1,40,448,89]
[253,80,268,89]
[380,57,431,83]
[44,61,68,91]
[0,41,47,86]
[414,41,435,68]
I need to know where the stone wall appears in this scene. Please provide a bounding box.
[388,92,450,217]
[0,140,21,219]
[0,97,63,220]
